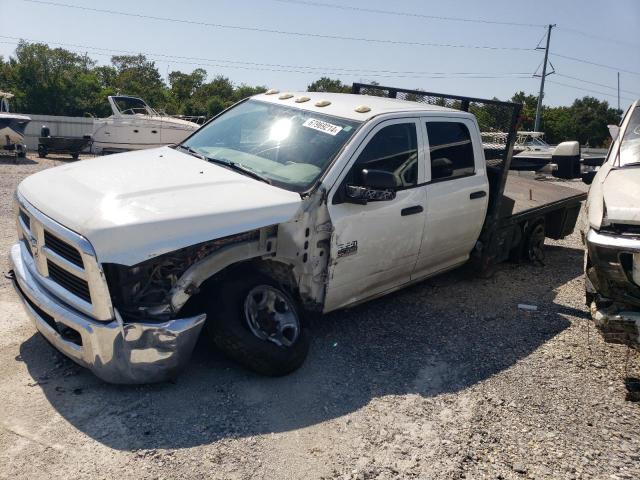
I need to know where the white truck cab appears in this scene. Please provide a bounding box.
[10,87,585,383]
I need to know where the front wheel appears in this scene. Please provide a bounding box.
[206,272,310,376]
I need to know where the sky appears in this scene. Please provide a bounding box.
[1,0,639,110]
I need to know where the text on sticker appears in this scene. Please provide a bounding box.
[303,118,343,136]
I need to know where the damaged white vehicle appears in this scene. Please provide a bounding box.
[585,100,640,347]
[10,87,586,383]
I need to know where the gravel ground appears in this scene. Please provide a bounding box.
[0,153,638,480]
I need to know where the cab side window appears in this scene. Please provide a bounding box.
[350,123,418,187]
[426,122,475,181]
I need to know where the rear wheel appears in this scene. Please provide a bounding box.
[524,222,546,264]
[206,272,310,376]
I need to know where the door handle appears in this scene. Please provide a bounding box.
[401,205,424,216]
[470,191,487,200]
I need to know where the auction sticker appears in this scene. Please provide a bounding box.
[303,118,343,136]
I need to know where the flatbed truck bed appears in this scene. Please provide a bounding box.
[501,173,586,218]
[352,83,588,270]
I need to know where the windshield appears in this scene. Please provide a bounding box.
[181,99,361,192]
[114,97,156,116]
[620,106,640,167]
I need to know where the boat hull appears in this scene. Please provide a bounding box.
[0,114,31,146]
[92,115,199,154]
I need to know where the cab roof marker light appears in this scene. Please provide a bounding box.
[355,105,371,113]
[278,93,294,100]
[265,89,279,95]
[295,96,311,103]
[315,100,331,107]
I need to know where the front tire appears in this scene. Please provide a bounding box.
[206,272,310,376]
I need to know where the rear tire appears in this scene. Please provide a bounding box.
[205,272,310,376]
[524,222,546,264]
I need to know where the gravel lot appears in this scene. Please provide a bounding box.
[1,153,638,480]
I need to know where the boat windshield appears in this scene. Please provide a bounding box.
[526,137,550,148]
[619,106,640,167]
[181,99,362,192]
[114,97,157,116]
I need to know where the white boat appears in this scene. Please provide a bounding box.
[514,131,555,157]
[0,91,31,157]
[92,95,202,154]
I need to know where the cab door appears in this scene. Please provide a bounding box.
[324,118,427,312]
[412,117,489,279]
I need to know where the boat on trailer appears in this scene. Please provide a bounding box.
[92,95,202,154]
[0,92,31,159]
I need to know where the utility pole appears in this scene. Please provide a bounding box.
[617,72,621,113]
[534,24,555,132]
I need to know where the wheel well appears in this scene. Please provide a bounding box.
[176,259,301,317]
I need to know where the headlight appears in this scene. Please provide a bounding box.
[103,252,188,320]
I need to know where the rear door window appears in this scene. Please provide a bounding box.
[426,122,475,181]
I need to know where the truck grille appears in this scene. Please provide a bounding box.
[44,230,84,268]
[16,196,113,321]
[19,209,30,230]
[46,260,92,303]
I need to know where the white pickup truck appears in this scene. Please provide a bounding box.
[585,99,640,347]
[9,84,586,383]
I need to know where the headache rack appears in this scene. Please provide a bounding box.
[352,82,526,271]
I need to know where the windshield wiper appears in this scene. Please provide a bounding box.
[176,144,206,160]
[205,157,272,185]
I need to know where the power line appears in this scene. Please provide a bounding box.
[547,79,635,102]
[557,26,639,49]
[275,1,640,51]
[21,0,534,51]
[555,73,640,97]
[0,39,536,80]
[0,35,531,78]
[271,0,546,28]
[550,52,640,76]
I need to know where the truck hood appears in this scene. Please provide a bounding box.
[18,147,302,265]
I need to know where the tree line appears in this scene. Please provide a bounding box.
[1,42,620,147]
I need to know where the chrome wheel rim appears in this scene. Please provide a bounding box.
[244,285,300,347]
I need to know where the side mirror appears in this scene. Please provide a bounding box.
[582,171,596,185]
[345,168,398,204]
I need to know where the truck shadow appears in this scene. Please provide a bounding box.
[18,244,584,451]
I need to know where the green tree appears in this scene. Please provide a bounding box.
[4,41,101,116]
[233,84,268,102]
[564,96,619,146]
[511,91,538,131]
[110,54,166,108]
[307,77,351,93]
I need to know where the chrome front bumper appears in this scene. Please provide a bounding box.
[586,229,640,305]
[10,242,206,384]
[586,229,640,347]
